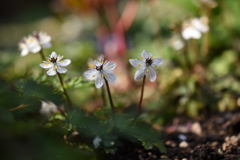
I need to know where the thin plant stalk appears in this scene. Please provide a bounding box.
[201,31,209,64]
[39,49,45,61]
[57,72,73,111]
[104,78,115,120]
[101,86,106,106]
[131,75,146,125]
[191,39,199,65]
[182,39,191,70]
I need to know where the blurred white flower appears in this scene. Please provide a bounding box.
[129,50,164,82]
[39,52,71,76]
[93,136,102,149]
[19,36,41,56]
[169,36,184,50]
[182,17,209,40]
[40,101,58,118]
[84,58,116,88]
[33,31,52,48]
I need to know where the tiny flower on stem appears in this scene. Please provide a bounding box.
[181,17,209,40]
[129,50,164,82]
[19,31,52,57]
[33,31,52,48]
[19,36,41,56]
[84,58,116,88]
[93,136,102,149]
[39,51,71,76]
[40,101,58,118]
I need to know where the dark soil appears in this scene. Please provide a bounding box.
[112,109,240,160]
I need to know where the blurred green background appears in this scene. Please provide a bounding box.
[1,0,240,159]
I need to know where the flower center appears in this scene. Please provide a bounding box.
[145,57,153,66]
[48,57,58,63]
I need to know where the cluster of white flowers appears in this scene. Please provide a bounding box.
[39,101,58,118]
[84,58,116,88]
[39,52,71,76]
[181,17,209,40]
[129,50,164,82]
[19,31,51,57]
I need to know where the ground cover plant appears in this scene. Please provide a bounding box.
[1,0,240,159]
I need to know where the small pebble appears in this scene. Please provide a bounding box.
[191,122,202,136]
[179,141,189,148]
[160,155,168,159]
[178,134,187,141]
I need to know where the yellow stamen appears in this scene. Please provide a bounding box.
[45,64,49,66]
[146,70,150,73]
[28,38,34,43]
[19,44,24,49]
[103,74,106,77]
[92,75,96,77]
[88,63,95,68]
[47,59,50,62]
[137,64,141,67]
[107,66,110,68]
[54,67,57,70]
[154,65,157,68]
[140,56,144,59]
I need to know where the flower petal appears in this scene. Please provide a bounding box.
[129,59,145,68]
[47,68,56,76]
[57,59,71,67]
[103,62,116,71]
[151,58,164,67]
[84,69,98,79]
[57,67,67,73]
[104,72,116,82]
[134,67,146,81]
[95,76,104,88]
[50,52,58,59]
[93,60,101,66]
[148,67,157,82]
[21,49,29,56]
[141,50,151,59]
[39,62,53,69]
[182,27,201,40]
[42,43,51,48]
[31,45,41,53]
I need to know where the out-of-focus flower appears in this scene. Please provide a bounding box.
[84,57,116,88]
[93,136,102,149]
[40,101,58,118]
[33,31,52,48]
[19,36,41,56]
[19,31,52,57]
[196,0,218,9]
[169,36,184,50]
[181,17,209,40]
[129,50,164,82]
[39,52,71,76]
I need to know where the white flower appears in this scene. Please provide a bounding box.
[39,101,58,118]
[83,58,116,88]
[39,52,71,76]
[129,50,164,82]
[33,31,52,48]
[19,31,52,57]
[182,17,209,40]
[19,36,41,56]
[93,136,102,149]
[169,36,184,50]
